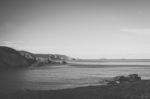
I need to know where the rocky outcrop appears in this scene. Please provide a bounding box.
[33,57,67,67]
[0,46,74,68]
[34,54,74,61]
[106,74,141,85]
[19,51,36,65]
[0,46,30,68]
[19,51,71,66]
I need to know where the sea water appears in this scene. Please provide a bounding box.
[1,61,150,92]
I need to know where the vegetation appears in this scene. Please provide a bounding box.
[0,46,149,99]
[0,46,31,68]
[0,79,150,99]
[0,46,72,68]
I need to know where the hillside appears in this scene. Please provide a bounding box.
[19,51,74,66]
[0,46,31,68]
[0,46,75,68]
[34,54,74,61]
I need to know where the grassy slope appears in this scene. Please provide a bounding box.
[3,80,150,99]
[0,46,30,68]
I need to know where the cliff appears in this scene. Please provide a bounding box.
[0,46,74,68]
[0,46,30,68]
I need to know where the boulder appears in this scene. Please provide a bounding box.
[127,74,141,82]
[106,74,141,85]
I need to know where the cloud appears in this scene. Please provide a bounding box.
[1,41,35,50]
[1,41,50,53]
[1,41,18,47]
[120,28,150,35]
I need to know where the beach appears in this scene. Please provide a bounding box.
[1,61,150,99]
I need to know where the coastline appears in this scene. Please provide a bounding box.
[2,79,150,99]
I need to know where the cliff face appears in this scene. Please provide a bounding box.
[29,54,72,66]
[19,50,75,66]
[0,46,30,68]
[34,54,74,61]
[19,51,36,65]
[0,46,74,68]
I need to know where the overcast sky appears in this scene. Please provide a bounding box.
[0,0,150,59]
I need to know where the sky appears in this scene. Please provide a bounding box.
[0,0,150,59]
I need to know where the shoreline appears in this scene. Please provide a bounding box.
[2,79,150,99]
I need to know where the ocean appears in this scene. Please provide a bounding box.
[1,61,150,92]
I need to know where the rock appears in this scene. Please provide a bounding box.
[127,74,141,81]
[106,74,141,85]
[62,60,67,64]
[19,51,36,64]
[0,46,72,67]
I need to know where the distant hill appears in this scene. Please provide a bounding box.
[74,59,150,62]
[20,52,75,66]
[19,50,36,65]
[0,46,75,68]
[19,50,75,66]
[34,54,74,61]
[0,46,31,68]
